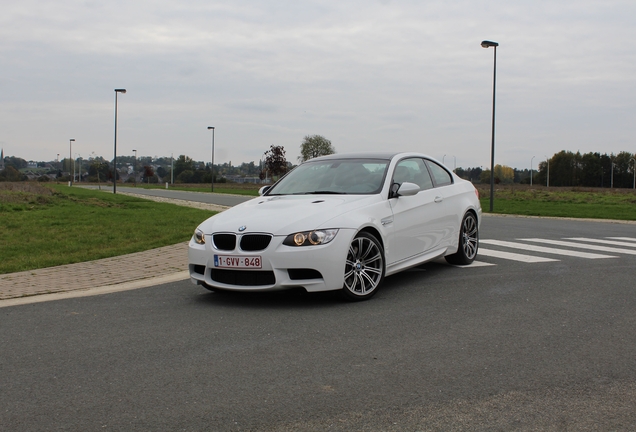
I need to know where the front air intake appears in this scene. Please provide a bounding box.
[213,234,236,251]
[240,234,272,251]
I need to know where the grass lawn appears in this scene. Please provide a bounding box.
[476,185,636,221]
[0,183,216,274]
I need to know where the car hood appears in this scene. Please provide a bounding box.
[197,194,379,235]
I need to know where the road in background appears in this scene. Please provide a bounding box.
[82,185,253,207]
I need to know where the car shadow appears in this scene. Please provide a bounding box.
[193,286,349,310]
[190,260,457,309]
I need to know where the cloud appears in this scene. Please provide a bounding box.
[1,0,635,168]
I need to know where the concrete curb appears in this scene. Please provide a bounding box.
[0,271,189,308]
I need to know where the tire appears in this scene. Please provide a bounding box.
[341,232,385,301]
[445,212,479,265]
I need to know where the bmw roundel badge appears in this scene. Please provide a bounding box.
[238,226,247,232]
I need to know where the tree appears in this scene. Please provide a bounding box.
[173,155,196,178]
[263,145,288,179]
[88,161,110,183]
[494,165,514,184]
[156,166,167,179]
[298,135,335,162]
[481,165,513,185]
[580,152,603,187]
[4,156,27,170]
[479,169,491,184]
[143,166,155,184]
[176,170,194,183]
[547,150,582,187]
[613,151,635,188]
[0,166,23,182]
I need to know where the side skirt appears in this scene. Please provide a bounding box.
[385,247,451,276]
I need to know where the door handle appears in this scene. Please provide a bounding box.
[434,196,443,203]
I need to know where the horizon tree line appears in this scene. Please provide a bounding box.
[2,144,635,188]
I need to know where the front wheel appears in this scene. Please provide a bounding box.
[445,212,479,265]
[341,232,385,301]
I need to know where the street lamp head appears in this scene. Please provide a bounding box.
[115,89,127,94]
[70,138,75,142]
[208,126,215,130]
[481,40,499,48]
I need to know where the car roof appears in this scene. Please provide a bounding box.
[307,151,430,162]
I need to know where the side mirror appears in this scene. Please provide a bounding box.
[396,182,420,197]
[258,185,271,196]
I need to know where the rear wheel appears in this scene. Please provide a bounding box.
[445,212,479,265]
[341,232,385,301]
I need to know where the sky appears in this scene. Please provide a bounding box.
[2,0,635,171]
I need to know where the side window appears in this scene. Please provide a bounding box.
[393,158,434,191]
[425,160,453,187]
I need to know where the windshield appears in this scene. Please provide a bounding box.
[267,158,390,195]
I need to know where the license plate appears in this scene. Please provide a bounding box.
[214,255,262,269]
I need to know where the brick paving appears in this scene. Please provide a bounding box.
[0,243,189,300]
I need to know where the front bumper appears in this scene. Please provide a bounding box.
[188,229,355,292]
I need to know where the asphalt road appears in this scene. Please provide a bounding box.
[2,196,636,430]
[83,185,253,207]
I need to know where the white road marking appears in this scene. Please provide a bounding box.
[456,260,496,267]
[478,248,558,263]
[564,238,636,248]
[520,238,636,256]
[607,237,636,243]
[480,240,616,259]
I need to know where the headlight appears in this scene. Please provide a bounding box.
[193,228,205,245]
[283,229,338,247]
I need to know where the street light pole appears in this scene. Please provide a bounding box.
[113,89,126,194]
[208,126,215,192]
[631,158,635,189]
[545,155,550,187]
[69,139,75,185]
[530,156,535,186]
[482,40,498,212]
[132,149,137,187]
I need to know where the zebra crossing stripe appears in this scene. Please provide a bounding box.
[607,237,636,243]
[519,238,636,256]
[480,239,616,259]
[478,248,558,263]
[564,238,636,248]
[458,260,495,267]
